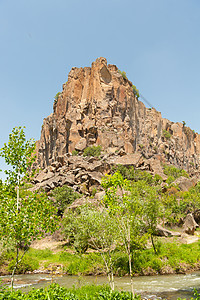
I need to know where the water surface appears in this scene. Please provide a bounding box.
[1,272,200,299]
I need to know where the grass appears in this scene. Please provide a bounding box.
[25,248,105,275]
[1,240,200,276]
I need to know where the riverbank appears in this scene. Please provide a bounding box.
[1,236,200,278]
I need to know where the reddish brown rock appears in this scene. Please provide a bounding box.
[36,57,200,175]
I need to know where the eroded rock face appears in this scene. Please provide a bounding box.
[36,57,200,173]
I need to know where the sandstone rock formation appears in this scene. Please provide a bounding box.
[36,57,200,176]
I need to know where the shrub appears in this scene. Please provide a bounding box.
[54,92,61,101]
[72,150,79,156]
[83,145,102,157]
[132,85,140,99]
[51,185,81,216]
[163,165,189,179]
[118,69,127,79]
[166,175,176,185]
[91,187,97,197]
[111,165,161,186]
[162,129,171,140]
[8,254,39,274]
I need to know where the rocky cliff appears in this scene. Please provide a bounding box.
[36,57,200,176]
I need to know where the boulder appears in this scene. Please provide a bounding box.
[173,176,198,192]
[75,138,87,151]
[183,213,199,235]
[155,224,181,237]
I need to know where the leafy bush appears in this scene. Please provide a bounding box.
[0,284,137,300]
[54,92,61,101]
[166,175,176,185]
[51,185,81,216]
[162,129,171,140]
[118,69,127,79]
[163,165,189,179]
[132,85,140,99]
[83,145,102,157]
[72,150,79,156]
[8,254,39,274]
[111,165,162,186]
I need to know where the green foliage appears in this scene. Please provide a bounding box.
[63,204,120,289]
[72,150,79,156]
[111,165,162,186]
[182,120,186,126]
[65,252,103,275]
[51,185,81,216]
[54,92,61,101]
[0,127,35,185]
[0,190,58,249]
[162,129,171,140]
[132,85,140,99]
[0,284,137,300]
[28,248,54,259]
[0,127,59,289]
[8,254,39,274]
[101,172,147,293]
[91,186,97,197]
[63,205,119,254]
[83,145,102,157]
[166,175,176,185]
[163,164,189,179]
[118,69,127,79]
[162,181,200,224]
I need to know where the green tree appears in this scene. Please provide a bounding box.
[0,127,36,210]
[51,185,81,216]
[101,172,145,296]
[63,205,119,291]
[139,182,163,254]
[0,127,59,290]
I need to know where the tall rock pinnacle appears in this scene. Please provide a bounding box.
[36,57,200,174]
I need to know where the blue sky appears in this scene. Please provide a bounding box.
[0,0,200,177]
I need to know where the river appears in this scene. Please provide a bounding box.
[1,272,200,299]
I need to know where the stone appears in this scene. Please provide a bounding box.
[155,224,181,237]
[33,170,54,183]
[108,153,143,167]
[75,138,87,151]
[183,213,199,235]
[173,176,198,192]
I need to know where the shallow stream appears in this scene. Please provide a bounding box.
[1,272,200,299]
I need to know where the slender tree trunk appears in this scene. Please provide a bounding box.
[17,171,20,212]
[151,234,157,255]
[109,250,114,291]
[90,238,115,292]
[11,246,19,291]
[11,247,28,291]
[11,171,20,291]
[102,254,114,292]
[127,224,134,297]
